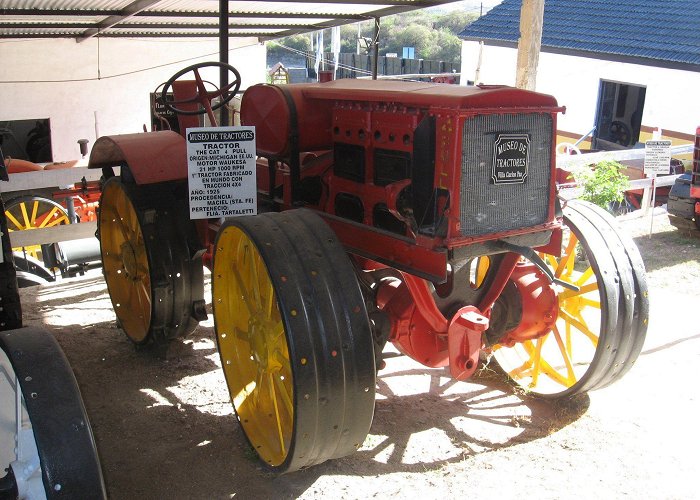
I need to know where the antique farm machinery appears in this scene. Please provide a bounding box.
[88,62,648,473]
[2,157,102,286]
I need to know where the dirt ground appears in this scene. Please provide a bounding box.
[18,209,700,499]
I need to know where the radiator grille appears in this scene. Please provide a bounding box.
[459,113,553,237]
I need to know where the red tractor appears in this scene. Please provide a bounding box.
[668,126,700,230]
[88,62,648,473]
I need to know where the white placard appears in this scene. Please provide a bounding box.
[644,140,672,176]
[186,126,257,219]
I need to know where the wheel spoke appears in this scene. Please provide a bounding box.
[268,373,287,457]
[559,281,599,301]
[37,206,60,228]
[559,308,599,345]
[554,232,578,278]
[551,325,576,384]
[530,338,544,386]
[4,211,23,231]
[20,202,31,228]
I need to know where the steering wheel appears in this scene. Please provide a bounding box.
[160,61,241,116]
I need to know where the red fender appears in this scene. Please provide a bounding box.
[87,130,187,184]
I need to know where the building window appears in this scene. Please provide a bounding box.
[593,80,646,149]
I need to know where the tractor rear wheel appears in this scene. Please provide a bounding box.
[213,209,375,472]
[492,200,648,397]
[98,176,205,345]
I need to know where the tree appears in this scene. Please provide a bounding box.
[266,9,478,66]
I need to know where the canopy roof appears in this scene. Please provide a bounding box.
[0,0,464,41]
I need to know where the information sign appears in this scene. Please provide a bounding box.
[644,140,672,176]
[186,126,257,219]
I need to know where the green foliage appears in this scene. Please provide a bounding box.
[574,160,630,212]
[266,33,311,62]
[266,10,477,66]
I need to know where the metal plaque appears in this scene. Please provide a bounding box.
[492,134,530,184]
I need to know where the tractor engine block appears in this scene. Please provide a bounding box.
[241,80,563,283]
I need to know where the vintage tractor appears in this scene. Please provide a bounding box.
[88,62,649,473]
[668,126,700,231]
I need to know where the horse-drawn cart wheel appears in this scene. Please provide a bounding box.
[213,209,376,472]
[0,327,106,499]
[492,200,648,397]
[98,176,205,345]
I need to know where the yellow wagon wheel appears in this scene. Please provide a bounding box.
[98,175,206,345]
[4,196,70,261]
[492,200,648,397]
[213,209,376,472]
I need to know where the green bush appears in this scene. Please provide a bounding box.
[574,160,630,212]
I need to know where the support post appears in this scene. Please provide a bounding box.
[372,17,380,80]
[219,0,229,126]
[515,0,544,90]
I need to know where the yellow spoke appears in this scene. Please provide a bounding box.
[580,297,601,309]
[551,325,576,385]
[575,266,594,286]
[231,265,255,316]
[559,308,599,345]
[37,206,58,228]
[273,371,293,416]
[555,233,579,278]
[559,281,599,301]
[30,201,40,226]
[530,338,544,386]
[20,202,31,228]
[268,373,287,456]
[5,212,23,231]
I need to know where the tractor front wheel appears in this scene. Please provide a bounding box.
[492,200,649,397]
[98,176,205,345]
[213,209,376,472]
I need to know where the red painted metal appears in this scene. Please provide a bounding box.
[301,80,560,110]
[496,262,558,347]
[319,214,448,282]
[447,306,488,380]
[240,84,334,157]
[88,131,187,184]
[375,270,488,379]
[172,80,204,134]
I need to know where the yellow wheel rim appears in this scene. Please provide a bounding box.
[99,180,152,343]
[5,197,70,261]
[493,229,601,395]
[213,225,293,467]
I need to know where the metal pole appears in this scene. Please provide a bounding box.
[372,17,379,80]
[219,0,229,126]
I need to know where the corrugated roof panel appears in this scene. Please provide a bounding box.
[1,0,468,40]
[459,0,700,67]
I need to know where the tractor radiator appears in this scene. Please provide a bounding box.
[459,113,553,237]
